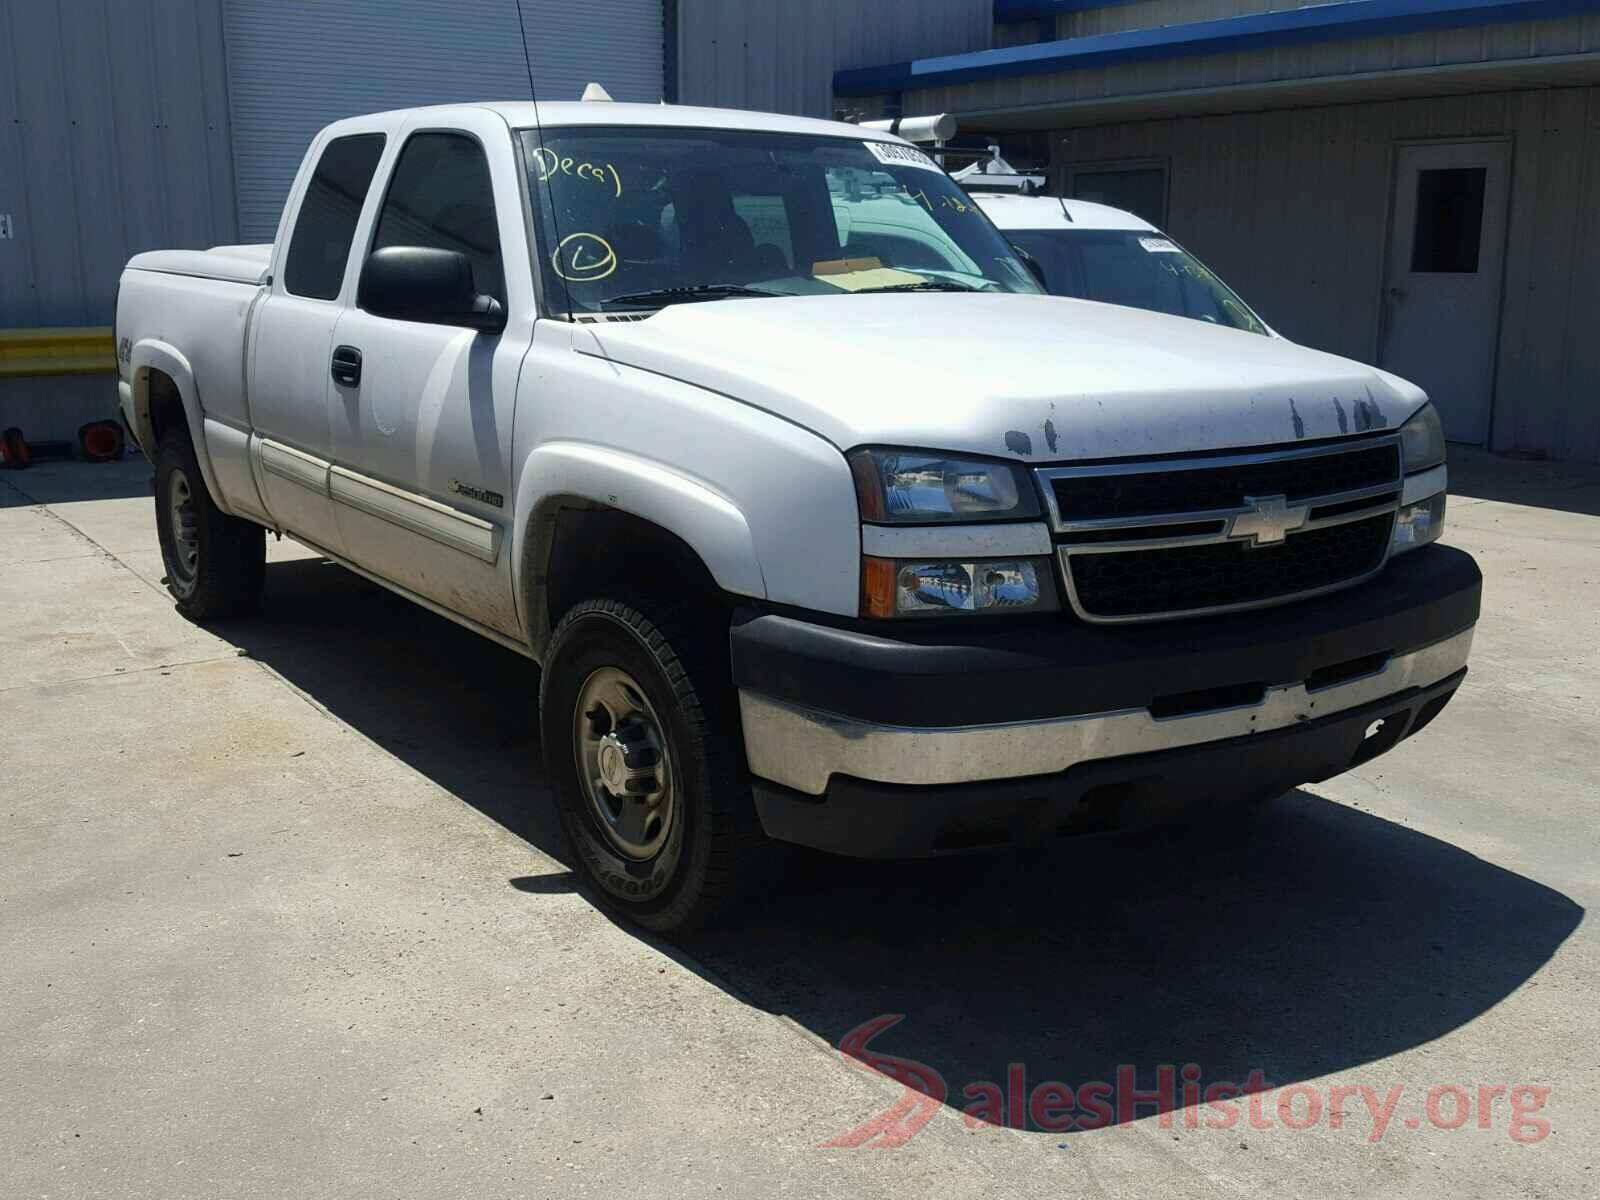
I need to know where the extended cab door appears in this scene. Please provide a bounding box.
[248,129,388,553]
[326,113,534,639]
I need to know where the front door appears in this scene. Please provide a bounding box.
[1379,140,1511,444]
[328,121,532,639]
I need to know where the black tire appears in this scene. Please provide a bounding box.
[539,597,767,934]
[154,428,265,620]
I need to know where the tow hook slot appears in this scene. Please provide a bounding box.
[1149,681,1266,720]
[1306,650,1391,692]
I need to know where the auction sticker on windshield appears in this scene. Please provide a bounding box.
[1139,237,1182,253]
[864,141,942,173]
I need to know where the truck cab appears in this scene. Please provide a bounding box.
[116,101,1478,933]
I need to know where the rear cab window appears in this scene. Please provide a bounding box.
[283,133,387,300]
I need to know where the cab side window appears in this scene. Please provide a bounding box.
[284,133,386,300]
[370,133,505,307]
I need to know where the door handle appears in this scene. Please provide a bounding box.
[1388,286,1406,300]
[330,345,362,387]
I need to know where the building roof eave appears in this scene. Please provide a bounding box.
[834,0,1600,97]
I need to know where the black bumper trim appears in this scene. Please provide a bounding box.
[731,544,1480,728]
[753,668,1466,858]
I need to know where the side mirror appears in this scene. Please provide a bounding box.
[358,246,506,334]
[1012,243,1048,291]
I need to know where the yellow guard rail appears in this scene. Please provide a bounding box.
[0,327,117,377]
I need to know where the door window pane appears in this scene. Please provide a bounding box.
[1411,167,1485,273]
[284,134,386,300]
[372,133,505,305]
[1071,166,1167,228]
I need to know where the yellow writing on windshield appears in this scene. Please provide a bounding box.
[532,147,622,198]
[907,188,973,215]
[551,232,618,283]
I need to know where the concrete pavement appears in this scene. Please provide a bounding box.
[2,449,1595,1197]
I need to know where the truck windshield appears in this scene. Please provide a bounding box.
[1005,229,1268,335]
[519,126,1041,314]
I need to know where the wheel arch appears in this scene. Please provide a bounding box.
[127,340,231,513]
[512,443,765,660]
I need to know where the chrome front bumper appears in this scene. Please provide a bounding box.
[740,627,1473,797]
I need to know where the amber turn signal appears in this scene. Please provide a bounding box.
[861,555,898,618]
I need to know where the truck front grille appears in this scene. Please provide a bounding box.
[1049,442,1399,519]
[1067,513,1394,619]
[1037,436,1404,624]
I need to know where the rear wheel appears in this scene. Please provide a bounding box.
[539,597,766,934]
[154,429,264,620]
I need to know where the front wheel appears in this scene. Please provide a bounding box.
[539,597,765,934]
[154,430,264,620]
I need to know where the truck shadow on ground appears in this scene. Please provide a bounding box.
[225,555,1583,1133]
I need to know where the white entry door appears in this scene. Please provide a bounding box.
[1379,141,1511,445]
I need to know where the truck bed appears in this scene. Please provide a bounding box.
[125,244,272,285]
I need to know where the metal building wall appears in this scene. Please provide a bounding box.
[675,0,993,117]
[0,0,237,328]
[1049,85,1600,462]
[223,0,663,242]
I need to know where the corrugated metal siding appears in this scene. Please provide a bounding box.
[675,0,993,116]
[0,0,237,327]
[518,0,662,104]
[905,15,1600,113]
[1047,85,1600,462]
[223,0,662,242]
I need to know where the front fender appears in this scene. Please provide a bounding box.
[127,339,231,514]
[509,441,766,643]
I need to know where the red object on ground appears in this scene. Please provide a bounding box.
[78,420,124,462]
[0,427,31,469]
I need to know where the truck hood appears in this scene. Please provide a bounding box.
[576,293,1425,461]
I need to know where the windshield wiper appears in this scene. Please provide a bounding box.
[848,279,983,294]
[599,284,783,309]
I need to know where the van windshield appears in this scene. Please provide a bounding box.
[1005,228,1268,335]
[519,126,1041,314]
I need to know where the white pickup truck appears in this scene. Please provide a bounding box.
[116,100,1480,932]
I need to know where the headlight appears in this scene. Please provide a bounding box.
[850,449,1041,523]
[1391,493,1445,555]
[1398,403,1445,473]
[862,556,1056,618]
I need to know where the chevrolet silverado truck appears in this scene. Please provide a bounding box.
[116,101,1479,933]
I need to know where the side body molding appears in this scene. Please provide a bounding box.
[511,441,766,645]
[125,339,230,513]
[329,466,501,564]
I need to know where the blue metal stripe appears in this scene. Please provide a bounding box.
[837,0,1600,95]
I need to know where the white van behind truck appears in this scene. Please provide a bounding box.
[974,190,1274,335]
[116,100,1477,933]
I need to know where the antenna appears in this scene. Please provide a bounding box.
[513,0,573,312]
[514,0,538,104]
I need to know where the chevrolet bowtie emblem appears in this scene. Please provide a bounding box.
[1228,494,1309,546]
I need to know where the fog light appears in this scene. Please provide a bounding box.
[1392,493,1446,554]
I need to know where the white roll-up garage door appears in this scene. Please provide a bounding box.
[223,0,664,241]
